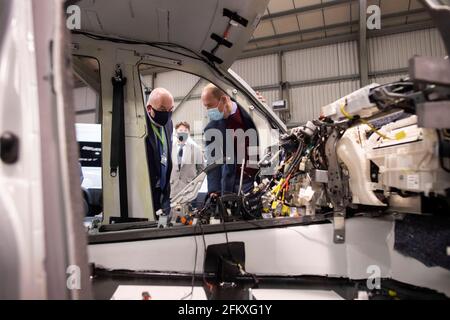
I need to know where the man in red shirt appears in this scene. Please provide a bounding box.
[201,84,258,195]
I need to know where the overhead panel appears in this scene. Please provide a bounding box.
[380,0,410,14]
[267,0,295,13]
[298,10,324,30]
[272,15,300,34]
[323,3,351,25]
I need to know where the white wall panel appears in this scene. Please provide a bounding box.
[259,89,280,109]
[285,41,358,82]
[141,75,153,89]
[154,70,200,99]
[192,79,208,96]
[430,28,447,57]
[231,54,279,87]
[285,44,338,82]
[337,41,359,76]
[368,29,446,73]
[290,80,359,124]
[371,73,409,85]
[339,79,360,97]
[290,82,340,123]
[74,86,98,124]
[74,86,97,112]
[172,98,207,135]
[76,112,96,124]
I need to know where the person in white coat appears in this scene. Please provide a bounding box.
[170,121,205,199]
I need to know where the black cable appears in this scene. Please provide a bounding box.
[216,196,259,288]
[198,223,214,294]
[217,197,233,259]
[72,30,206,62]
[285,144,305,178]
[72,30,204,58]
[181,222,199,300]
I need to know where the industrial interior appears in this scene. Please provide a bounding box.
[0,0,449,301]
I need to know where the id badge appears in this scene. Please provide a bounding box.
[161,153,168,167]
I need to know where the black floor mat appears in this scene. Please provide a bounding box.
[394,215,450,270]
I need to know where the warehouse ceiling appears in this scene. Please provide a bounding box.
[244,0,434,55]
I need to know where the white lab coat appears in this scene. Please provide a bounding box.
[170,137,205,199]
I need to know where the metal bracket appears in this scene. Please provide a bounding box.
[409,56,450,87]
[223,8,249,27]
[325,128,350,244]
[333,210,346,244]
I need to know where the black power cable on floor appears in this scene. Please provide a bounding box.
[198,223,215,296]
[180,222,199,300]
[216,196,259,288]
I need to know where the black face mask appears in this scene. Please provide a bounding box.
[151,107,171,126]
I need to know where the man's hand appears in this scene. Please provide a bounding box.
[255,91,267,104]
[209,192,219,199]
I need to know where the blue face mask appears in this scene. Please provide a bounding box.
[207,107,224,121]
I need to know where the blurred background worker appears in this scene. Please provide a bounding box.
[170,121,204,198]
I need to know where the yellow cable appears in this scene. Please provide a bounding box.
[339,102,405,141]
